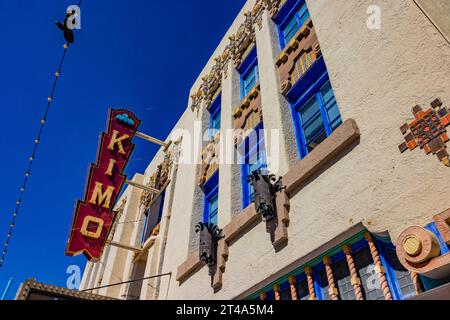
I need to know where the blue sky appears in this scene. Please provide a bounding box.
[0,0,245,299]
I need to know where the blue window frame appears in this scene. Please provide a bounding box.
[248,233,422,301]
[241,123,266,208]
[238,47,259,99]
[203,171,219,225]
[274,0,311,48]
[209,94,221,138]
[290,59,342,159]
[141,190,166,244]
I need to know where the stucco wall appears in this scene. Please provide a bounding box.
[81,0,450,300]
[164,0,450,300]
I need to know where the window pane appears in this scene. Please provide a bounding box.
[211,112,221,131]
[297,278,310,300]
[283,15,300,43]
[209,194,219,212]
[299,95,321,123]
[307,131,327,153]
[297,3,311,26]
[354,246,385,300]
[334,258,355,300]
[384,247,416,299]
[280,285,292,300]
[209,212,218,226]
[303,114,325,143]
[317,268,330,300]
[243,70,257,96]
[320,81,342,130]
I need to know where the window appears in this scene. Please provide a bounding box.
[239,47,259,99]
[241,124,266,208]
[378,242,417,300]
[209,94,221,138]
[275,0,311,48]
[203,172,219,225]
[141,191,166,244]
[291,61,342,159]
[250,234,421,301]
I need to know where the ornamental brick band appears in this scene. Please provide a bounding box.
[176,118,361,289]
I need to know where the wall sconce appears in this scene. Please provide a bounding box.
[195,222,224,276]
[248,171,284,223]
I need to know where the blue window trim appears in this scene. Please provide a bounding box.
[157,190,166,223]
[202,171,219,225]
[240,123,266,209]
[246,234,423,300]
[208,94,222,138]
[273,0,309,49]
[141,190,166,244]
[238,47,259,100]
[374,239,405,300]
[289,57,340,159]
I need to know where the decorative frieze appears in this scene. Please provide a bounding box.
[275,19,322,95]
[233,85,263,145]
[399,98,450,166]
[140,154,172,210]
[190,0,287,113]
[198,133,220,187]
[229,12,257,68]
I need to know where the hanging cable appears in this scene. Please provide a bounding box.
[0,1,83,269]
[81,272,172,293]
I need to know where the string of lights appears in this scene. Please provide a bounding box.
[0,1,83,269]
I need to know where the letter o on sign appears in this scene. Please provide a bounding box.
[81,216,104,239]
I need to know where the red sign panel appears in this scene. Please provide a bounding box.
[66,109,141,261]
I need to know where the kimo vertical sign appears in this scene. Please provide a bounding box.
[66,109,141,261]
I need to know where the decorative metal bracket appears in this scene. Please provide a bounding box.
[248,170,285,223]
[195,222,224,277]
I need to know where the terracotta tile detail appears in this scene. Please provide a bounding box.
[176,253,204,284]
[275,19,321,96]
[284,119,361,196]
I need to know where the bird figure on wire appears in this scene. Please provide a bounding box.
[56,9,78,44]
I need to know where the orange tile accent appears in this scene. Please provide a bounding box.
[424,144,432,154]
[408,140,418,150]
[441,133,449,143]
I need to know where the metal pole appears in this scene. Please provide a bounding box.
[1,278,13,300]
[81,272,172,293]
[125,180,160,194]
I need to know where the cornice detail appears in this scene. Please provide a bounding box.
[190,0,285,113]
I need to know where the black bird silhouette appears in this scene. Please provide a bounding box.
[56,10,76,44]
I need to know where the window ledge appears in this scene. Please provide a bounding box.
[176,119,361,289]
[284,118,361,197]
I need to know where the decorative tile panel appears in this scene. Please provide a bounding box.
[233,84,263,145]
[275,19,322,95]
[399,98,450,166]
[199,133,220,187]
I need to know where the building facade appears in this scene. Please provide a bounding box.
[79,0,450,300]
